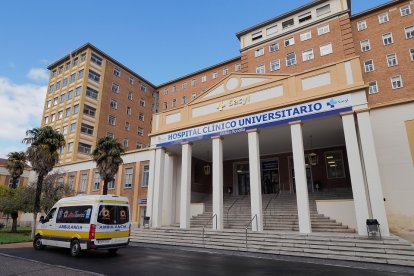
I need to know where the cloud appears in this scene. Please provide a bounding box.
[0,145,28,159]
[27,68,49,82]
[0,77,46,143]
[40,59,49,65]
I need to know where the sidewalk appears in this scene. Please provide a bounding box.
[0,242,32,249]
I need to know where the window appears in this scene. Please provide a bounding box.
[53,97,58,106]
[113,68,121,77]
[172,99,177,107]
[91,54,102,66]
[47,100,51,108]
[73,104,79,114]
[360,40,371,52]
[70,73,76,83]
[79,173,87,192]
[93,173,100,191]
[51,113,55,122]
[391,75,403,89]
[270,59,280,71]
[75,86,81,96]
[316,4,331,16]
[201,75,207,82]
[405,26,414,39]
[65,107,71,117]
[163,102,168,109]
[182,82,187,89]
[81,52,86,62]
[108,176,116,190]
[97,205,129,225]
[269,43,279,52]
[286,52,296,66]
[124,168,133,188]
[235,64,241,71]
[251,31,262,41]
[163,88,168,95]
[70,122,76,133]
[298,12,312,23]
[123,138,129,148]
[62,77,68,87]
[387,53,398,67]
[266,25,278,35]
[191,78,196,86]
[181,96,186,105]
[140,84,147,92]
[212,72,218,79]
[126,91,133,100]
[51,70,56,78]
[138,113,144,121]
[56,205,92,224]
[107,132,114,138]
[108,115,116,125]
[86,87,98,100]
[67,142,73,153]
[255,48,264,57]
[317,24,330,35]
[139,98,145,107]
[141,165,149,187]
[124,121,130,131]
[83,104,96,117]
[62,125,68,135]
[78,142,91,154]
[368,81,379,94]
[382,33,394,45]
[378,12,389,24]
[401,5,412,16]
[256,64,265,74]
[65,62,70,71]
[57,111,62,120]
[410,48,414,61]
[136,143,144,149]
[80,123,94,135]
[223,68,228,75]
[49,84,54,93]
[284,37,295,47]
[67,90,73,100]
[357,20,367,31]
[325,151,345,178]
[58,66,63,74]
[300,31,312,41]
[78,69,84,79]
[302,49,314,61]
[364,60,374,72]
[56,81,61,90]
[44,116,49,124]
[282,18,294,29]
[60,93,65,103]
[112,83,120,93]
[129,77,134,85]
[68,175,75,190]
[72,57,78,66]
[126,106,132,115]
[191,93,197,100]
[137,127,144,136]
[320,43,333,56]
[88,70,100,82]
[172,85,177,92]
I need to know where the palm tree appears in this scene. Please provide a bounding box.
[91,137,124,195]
[5,151,27,232]
[22,126,65,238]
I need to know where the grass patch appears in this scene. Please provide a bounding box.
[0,227,32,244]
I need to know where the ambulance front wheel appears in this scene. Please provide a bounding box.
[70,240,81,257]
[33,236,45,250]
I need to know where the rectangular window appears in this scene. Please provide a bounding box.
[65,62,70,71]
[65,107,71,117]
[47,100,51,108]
[137,127,144,136]
[141,84,147,92]
[360,40,371,52]
[320,43,333,56]
[251,31,262,41]
[172,85,177,92]
[182,82,187,89]
[97,205,129,225]
[83,104,96,117]
[123,138,128,148]
[139,99,145,107]
[284,37,295,47]
[201,75,207,82]
[62,125,68,135]
[70,73,76,83]
[191,78,196,86]
[129,77,134,85]
[270,59,280,71]
[138,113,144,121]
[405,26,414,39]
[325,151,345,179]
[67,142,73,153]
[316,4,331,16]
[110,99,117,109]
[88,70,100,82]
[57,111,62,120]
[235,64,241,71]
[378,12,389,24]
[91,54,102,66]
[78,69,84,79]
[93,172,100,191]
[56,81,61,90]
[126,106,132,115]
[81,52,86,62]
[163,101,168,109]
[286,52,296,66]
[317,24,330,35]
[51,70,56,78]
[387,53,398,67]
[70,122,76,133]
[269,43,279,52]
[44,116,49,124]
[181,96,186,105]
[58,66,63,74]
[108,176,116,190]
[163,88,168,95]
[80,123,94,135]
[73,104,79,114]
[60,93,65,103]
[113,68,121,77]
[266,25,278,35]
[391,75,403,89]
[56,205,92,224]
[256,64,265,74]
[67,90,73,100]
[410,48,414,61]
[298,12,312,23]
[282,18,294,29]
[124,168,133,188]
[364,60,375,72]
[78,142,91,154]
[107,132,114,138]
[191,93,197,100]
[108,115,116,126]
[128,91,133,100]
[136,143,143,149]
[401,5,412,16]
[255,48,264,57]
[172,99,176,107]
[68,175,75,190]
[223,67,228,75]
[141,165,149,187]
[53,97,58,106]
[125,121,130,131]
[79,173,87,192]
[111,83,120,93]
[72,57,78,67]
[49,84,54,93]
[383,33,394,45]
[368,81,379,94]
[357,20,367,31]
[212,72,218,79]
[300,31,312,41]
[62,77,68,87]
[86,87,98,100]
[302,49,314,61]
[51,113,55,122]
[75,86,81,97]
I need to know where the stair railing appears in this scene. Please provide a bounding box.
[264,190,280,227]
[226,198,239,226]
[245,214,258,248]
[202,213,217,244]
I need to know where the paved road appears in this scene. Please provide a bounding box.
[0,243,413,276]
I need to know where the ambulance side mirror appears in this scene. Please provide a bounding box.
[39,216,45,224]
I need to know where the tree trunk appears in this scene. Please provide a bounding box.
[103,179,108,195]
[11,211,18,233]
[31,173,45,239]
[11,177,18,189]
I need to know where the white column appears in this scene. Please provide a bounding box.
[289,121,312,234]
[247,129,263,231]
[152,148,166,228]
[180,142,192,229]
[356,110,390,236]
[341,112,370,235]
[212,136,224,230]
[146,149,156,227]
[163,153,175,226]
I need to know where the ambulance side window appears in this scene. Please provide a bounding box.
[44,208,56,223]
[56,205,93,224]
[98,205,129,225]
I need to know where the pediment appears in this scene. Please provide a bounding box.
[190,73,289,104]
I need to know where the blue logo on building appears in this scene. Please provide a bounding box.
[327,99,337,109]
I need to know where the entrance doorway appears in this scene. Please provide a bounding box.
[288,156,314,193]
[236,163,250,195]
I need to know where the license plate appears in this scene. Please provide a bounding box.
[96,239,111,245]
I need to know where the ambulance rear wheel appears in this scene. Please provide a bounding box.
[70,240,81,257]
[108,249,118,255]
[33,236,45,250]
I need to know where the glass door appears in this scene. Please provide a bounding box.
[288,156,313,193]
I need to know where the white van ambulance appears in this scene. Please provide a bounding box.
[33,194,131,257]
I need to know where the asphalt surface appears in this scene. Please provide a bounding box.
[1,243,413,276]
